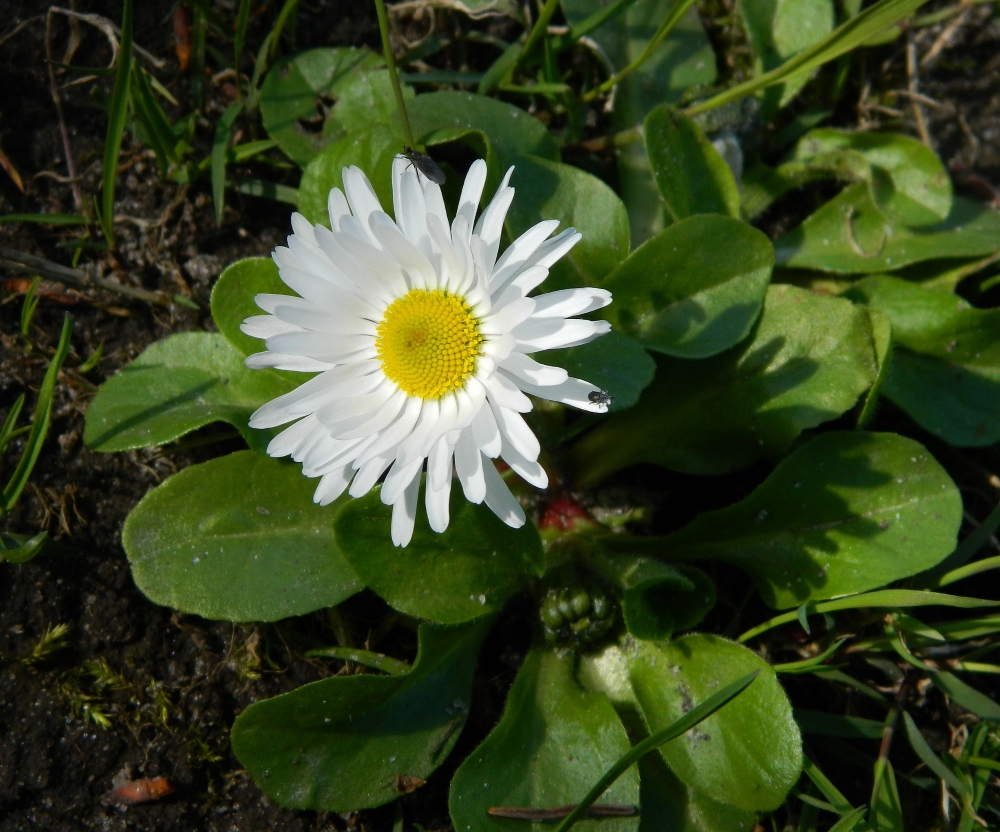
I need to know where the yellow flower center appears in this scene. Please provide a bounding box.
[376,289,483,399]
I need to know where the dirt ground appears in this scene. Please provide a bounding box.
[1,1,1000,830]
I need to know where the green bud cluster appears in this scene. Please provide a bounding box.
[540,584,615,647]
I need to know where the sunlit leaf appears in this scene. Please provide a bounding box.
[334,484,544,624]
[846,275,1000,446]
[83,333,292,453]
[123,450,359,621]
[450,648,640,832]
[602,214,773,359]
[233,619,490,810]
[573,285,876,481]
[660,431,962,608]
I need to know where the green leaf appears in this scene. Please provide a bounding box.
[232,619,490,811]
[775,185,1000,273]
[0,530,49,564]
[449,648,640,832]
[83,332,293,453]
[661,431,962,609]
[635,752,758,832]
[644,105,740,221]
[297,124,401,226]
[686,0,931,119]
[538,330,656,413]
[211,256,292,357]
[585,551,715,640]
[259,47,392,166]
[334,484,544,624]
[740,0,835,111]
[846,275,1000,446]
[789,129,951,224]
[407,91,560,194]
[562,0,717,245]
[628,635,801,812]
[122,450,359,621]
[573,284,877,482]
[602,215,773,359]
[855,307,892,430]
[506,154,630,291]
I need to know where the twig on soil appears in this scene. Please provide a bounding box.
[0,247,170,306]
[46,8,166,69]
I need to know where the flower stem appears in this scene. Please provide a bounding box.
[513,0,562,76]
[373,0,414,147]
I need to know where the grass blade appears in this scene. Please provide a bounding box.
[212,101,243,225]
[903,711,969,797]
[739,590,1000,642]
[774,639,848,673]
[0,214,87,225]
[551,671,759,832]
[685,0,930,116]
[0,530,49,563]
[2,314,73,514]
[916,497,1000,588]
[930,671,1000,721]
[234,0,252,98]
[130,64,177,174]
[304,646,411,675]
[234,178,298,204]
[828,806,869,832]
[802,756,861,818]
[100,0,133,246]
[0,394,26,458]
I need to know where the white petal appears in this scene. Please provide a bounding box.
[370,212,437,290]
[482,333,516,361]
[290,212,318,244]
[328,187,351,231]
[453,159,487,242]
[394,398,440,466]
[272,304,378,336]
[531,288,612,319]
[316,383,395,430]
[492,265,550,309]
[517,376,611,413]
[334,387,407,439]
[250,361,380,426]
[498,353,568,387]
[455,430,486,503]
[350,454,394,498]
[474,167,515,272]
[425,478,451,534]
[355,397,423,465]
[266,331,375,363]
[391,469,422,547]
[512,318,611,353]
[272,250,349,309]
[471,402,501,458]
[485,373,532,413]
[427,434,454,491]
[489,400,540,460]
[342,166,383,244]
[396,165,432,261]
[427,213,465,293]
[323,225,408,299]
[481,297,536,335]
[490,219,560,291]
[245,352,334,372]
[501,436,548,488]
[483,461,525,528]
[241,314,301,341]
[382,457,424,505]
[267,414,323,458]
[289,371,385,417]
[524,228,582,271]
[421,176,450,245]
[314,466,352,505]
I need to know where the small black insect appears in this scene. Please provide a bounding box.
[401,146,446,185]
[588,389,613,407]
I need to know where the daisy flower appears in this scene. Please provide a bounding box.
[243,156,612,546]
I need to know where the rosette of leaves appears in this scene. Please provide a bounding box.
[80,0,1000,823]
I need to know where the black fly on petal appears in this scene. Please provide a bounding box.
[401,146,446,185]
[588,389,613,407]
